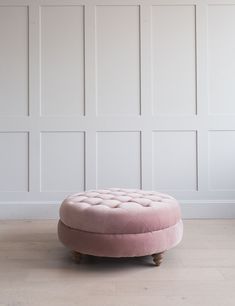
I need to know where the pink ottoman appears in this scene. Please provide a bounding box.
[58,188,183,265]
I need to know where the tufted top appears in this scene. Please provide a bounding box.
[59,188,181,234]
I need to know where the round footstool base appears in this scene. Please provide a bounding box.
[58,220,183,258]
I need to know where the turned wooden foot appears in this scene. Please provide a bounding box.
[152,252,164,266]
[72,251,82,263]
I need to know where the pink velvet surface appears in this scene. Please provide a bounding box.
[60,188,181,234]
[58,219,183,257]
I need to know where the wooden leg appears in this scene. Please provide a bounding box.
[72,251,82,263]
[152,252,164,266]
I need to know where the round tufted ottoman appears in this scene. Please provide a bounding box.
[58,188,183,265]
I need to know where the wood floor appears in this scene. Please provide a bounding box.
[0,220,235,306]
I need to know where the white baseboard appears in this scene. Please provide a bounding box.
[0,202,60,219]
[180,200,235,218]
[0,200,235,219]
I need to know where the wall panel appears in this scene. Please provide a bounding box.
[152,5,196,115]
[0,6,28,116]
[40,132,85,191]
[40,6,84,116]
[209,131,235,190]
[153,131,197,190]
[208,5,235,114]
[0,132,28,191]
[96,5,140,115]
[97,131,141,188]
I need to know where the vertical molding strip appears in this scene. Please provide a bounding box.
[84,4,97,190]
[140,4,153,190]
[195,3,209,195]
[28,3,41,193]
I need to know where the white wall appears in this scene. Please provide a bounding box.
[1,0,235,219]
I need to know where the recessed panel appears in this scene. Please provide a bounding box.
[0,7,28,116]
[40,6,84,116]
[0,133,28,191]
[209,131,235,190]
[208,6,235,114]
[152,6,196,115]
[153,131,197,190]
[97,132,141,188]
[96,6,140,115]
[41,132,85,191]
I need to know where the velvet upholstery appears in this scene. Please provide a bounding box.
[58,188,183,257]
[58,219,183,257]
[60,188,181,234]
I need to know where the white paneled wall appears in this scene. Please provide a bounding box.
[0,6,28,116]
[208,5,235,114]
[152,5,196,115]
[1,0,235,218]
[41,6,85,116]
[96,5,140,115]
[40,132,85,191]
[97,132,141,189]
[0,133,29,192]
[153,131,197,191]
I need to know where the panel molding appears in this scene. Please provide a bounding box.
[0,5,29,117]
[151,4,197,115]
[208,130,235,191]
[152,130,198,191]
[1,1,235,218]
[40,131,85,192]
[95,5,141,115]
[0,132,29,192]
[39,5,85,116]
[96,131,141,189]
[208,4,235,114]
